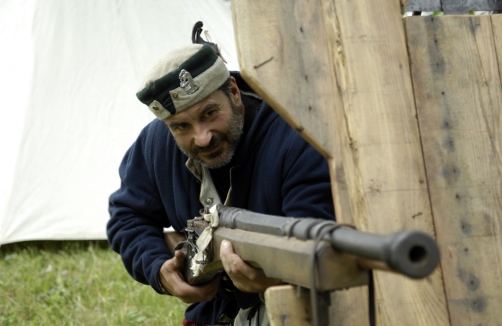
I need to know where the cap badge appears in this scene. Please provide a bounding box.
[179,69,199,95]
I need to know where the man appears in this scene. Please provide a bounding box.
[107,43,335,325]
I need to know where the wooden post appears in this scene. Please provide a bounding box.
[406,14,502,325]
[231,0,450,324]
[265,285,330,326]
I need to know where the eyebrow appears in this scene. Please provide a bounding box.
[166,103,221,128]
[200,103,220,116]
[167,121,185,128]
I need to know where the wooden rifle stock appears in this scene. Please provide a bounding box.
[165,205,439,292]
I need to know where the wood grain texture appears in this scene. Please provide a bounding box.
[320,0,450,324]
[329,286,369,326]
[213,228,369,291]
[406,15,502,325]
[231,0,335,159]
[232,0,450,325]
[265,285,313,326]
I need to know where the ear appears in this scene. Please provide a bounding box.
[228,76,241,104]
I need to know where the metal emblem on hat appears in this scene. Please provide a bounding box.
[179,69,199,95]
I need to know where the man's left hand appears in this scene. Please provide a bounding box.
[220,240,281,293]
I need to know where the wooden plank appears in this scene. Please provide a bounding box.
[316,1,450,325]
[232,1,367,325]
[231,0,336,159]
[265,285,313,326]
[232,0,450,325]
[329,287,369,326]
[492,10,502,120]
[406,15,502,325]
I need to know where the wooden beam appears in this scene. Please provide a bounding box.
[232,0,335,159]
[406,14,502,325]
[232,0,450,324]
[321,4,448,324]
[265,285,316,326]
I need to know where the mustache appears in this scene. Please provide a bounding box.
[194,134,226,154]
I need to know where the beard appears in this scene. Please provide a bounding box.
[176,101,244,169]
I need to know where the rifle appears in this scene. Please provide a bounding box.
[165,204,440,292]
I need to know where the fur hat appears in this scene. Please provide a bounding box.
[136,44,229,119]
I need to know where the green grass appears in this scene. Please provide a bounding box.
[0,241,188,326]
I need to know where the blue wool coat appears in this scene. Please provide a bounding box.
[107,75,335,324]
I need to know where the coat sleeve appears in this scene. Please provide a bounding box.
[280,132,336,221]
[107,123,171,294]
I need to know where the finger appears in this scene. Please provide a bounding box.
[219,241,280,292]
[163,253,222,303]
[220,241,254,278]
[220,240,234,257]
[172,250,186,269]
[230,254,261,280]
[220,240,237,273]
[177,273,221,303]
[219,242,255,290]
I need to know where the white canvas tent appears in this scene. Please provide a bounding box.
[0,0,239,245]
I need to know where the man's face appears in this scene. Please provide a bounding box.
[165,83,244,169]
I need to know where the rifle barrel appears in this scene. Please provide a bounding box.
[217,206,439,279]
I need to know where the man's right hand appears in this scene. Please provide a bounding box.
[159,250,220,303]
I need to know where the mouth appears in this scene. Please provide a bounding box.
[198,140,222,156]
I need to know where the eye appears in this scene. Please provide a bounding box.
[204,110,217,118]
[169,123,189,134]
[176,123,188,130]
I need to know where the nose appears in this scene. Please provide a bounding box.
[193,125,212,148]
